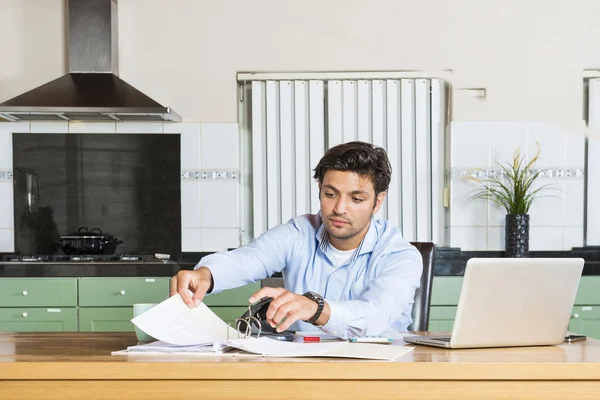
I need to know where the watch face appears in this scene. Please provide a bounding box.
[306,291,322,301]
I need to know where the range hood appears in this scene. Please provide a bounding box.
[0,0,181,123]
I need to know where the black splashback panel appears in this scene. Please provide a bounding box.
[12,133,181,258]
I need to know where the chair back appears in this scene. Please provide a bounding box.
[407,242,436,332]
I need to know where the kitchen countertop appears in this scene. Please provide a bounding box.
[1,247,600,277]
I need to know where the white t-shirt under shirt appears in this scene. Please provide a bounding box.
[328,243,357,268]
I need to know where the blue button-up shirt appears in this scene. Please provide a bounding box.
[197,213,423,339]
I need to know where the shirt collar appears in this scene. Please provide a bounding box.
[316,213,379,263]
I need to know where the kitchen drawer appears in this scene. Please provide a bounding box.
[209,306,250,325]
[203,282,261,306]
[0,307,77,332]
[0,278,77,307]
[78,277,170,307]
[79,307,136,332]
[574,277,600,305]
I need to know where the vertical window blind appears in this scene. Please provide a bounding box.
[245,77,447,244]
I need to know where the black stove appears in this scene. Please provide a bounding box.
[0,254,171,263]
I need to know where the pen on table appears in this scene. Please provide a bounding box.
[349,337,394,344]
[303,336,321,343]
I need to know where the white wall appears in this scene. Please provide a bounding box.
[1,0,600,123]
[2,0,599,251]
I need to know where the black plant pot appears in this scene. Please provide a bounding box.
[505,214,530,258]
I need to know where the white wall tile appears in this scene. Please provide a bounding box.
[115,122,164,134]
[182,228,202,251]
[563,227,583,250]
[0,122,28,170]
[0,182,13,229]
[0,128,12,170]
[68,122,116,133]
[450,121,489,168]
[201,123,239,169]
[488,202,506,227]
[449,180,487,226]
[30,122,69,133]
[449,227,487,250]
[181,182,201,228]
[201,181,239,228]
[165,123,201,170]
[529,227,564,250]
[528,180,564,227]
[0,229,14,252]
[565,132,585,167]
[201,228,239,251]
[489,121,527,166]
[487,227,505,251]
[1,122,31,134]
[526,121,566,168]
[563,180,584,226]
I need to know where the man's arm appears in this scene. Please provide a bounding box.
[171,217,305,307]
[320,251,423,339]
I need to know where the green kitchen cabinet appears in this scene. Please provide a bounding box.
[428,306,458,332]
[568,277,600,339]
[0,278,77,307]
[428,277,462,333]
[0,307,77,332]
[203,282,261,307]
[78,277,170,332]
[0,278,78,332]
[78,277,171,307]
[204,282,261,326]
[79,307,137,332]
[211,307,250,326]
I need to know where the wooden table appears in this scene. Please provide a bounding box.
[1,332,599,399]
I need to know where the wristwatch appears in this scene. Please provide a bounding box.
[303,291,325,324]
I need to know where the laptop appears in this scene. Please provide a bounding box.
[403,257,584,349]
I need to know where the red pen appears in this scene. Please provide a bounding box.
[303,336,320,343]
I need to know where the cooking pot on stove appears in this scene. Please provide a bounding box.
[55,227,123,255]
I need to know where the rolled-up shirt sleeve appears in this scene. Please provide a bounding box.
[195,220,303,294]
[320,249,423,339]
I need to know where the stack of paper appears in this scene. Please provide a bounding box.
[116,293,413,360]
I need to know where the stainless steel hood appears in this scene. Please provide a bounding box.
[0,0,181,123]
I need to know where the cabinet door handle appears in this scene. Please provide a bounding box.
[119,290,126,295]
[22,312,28,318]
[22,290,28,296]
[573,313,580,319]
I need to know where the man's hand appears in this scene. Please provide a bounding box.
[170,267,213,309]
[249,287,329,332]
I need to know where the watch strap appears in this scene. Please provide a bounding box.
[303,291,324,324]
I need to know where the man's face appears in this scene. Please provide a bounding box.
[319,170,385,251]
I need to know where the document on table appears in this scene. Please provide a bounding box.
[124,293,414,360]
[131,293,239,346]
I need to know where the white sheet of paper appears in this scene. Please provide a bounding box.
[131,293,240,346]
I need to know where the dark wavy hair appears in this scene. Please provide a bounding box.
[313,141,392,196]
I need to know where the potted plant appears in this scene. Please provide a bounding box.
[467,142,550,257]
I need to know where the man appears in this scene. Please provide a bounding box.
[171,141,423,339]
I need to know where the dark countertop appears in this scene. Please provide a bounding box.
[1,247,600,278]
[434,247,600,276]
[0,261,197,278]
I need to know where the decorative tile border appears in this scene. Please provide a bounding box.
[0,171,13,181]
[448,168,585,181]
[181,170,239,181]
